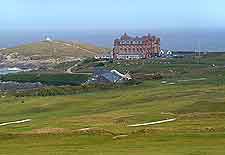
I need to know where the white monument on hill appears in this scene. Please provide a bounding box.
[44,36,53,42]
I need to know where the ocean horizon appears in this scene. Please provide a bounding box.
[1,29,225,52]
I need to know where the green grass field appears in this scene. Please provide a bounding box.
[1,41,108,58]
[1,54,225,154]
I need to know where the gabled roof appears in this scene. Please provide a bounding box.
[92,68,129,83]
[101,72,121,83]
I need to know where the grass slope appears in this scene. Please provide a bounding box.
[0,79,225,154]
[1,41,108,58]
[1,54,225,154]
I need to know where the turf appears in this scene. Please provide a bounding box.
[1,54,225,154]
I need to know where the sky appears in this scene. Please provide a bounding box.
[0,0,225,31]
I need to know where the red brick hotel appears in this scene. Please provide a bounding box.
[113,33,160,59]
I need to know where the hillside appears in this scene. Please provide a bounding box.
[1,40,109,58]
[1,79,225,154]
[1,54,225,154]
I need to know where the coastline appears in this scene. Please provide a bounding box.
[0,67,32,75]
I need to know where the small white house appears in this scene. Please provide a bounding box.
[95,53,113,60]
[159,50,165,56]
[167,50,173,55]
[45,36,53,42]
[116,53,143,60]
[159,50,173,57]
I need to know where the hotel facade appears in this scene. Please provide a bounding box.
[113,33,160,59]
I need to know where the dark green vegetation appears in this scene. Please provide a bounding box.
[1,53,225,154]
[14,83,138,97]
[0,72,89,86]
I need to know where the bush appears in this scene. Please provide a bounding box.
[0,73,90,86]
[133,73,163,80]
[95,62,105,67]
[13,82,141,97]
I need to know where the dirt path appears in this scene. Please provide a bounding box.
[65,63,79,74]
[65,60,92,75]
[76,46,98,55]
[0,119,31,127]
[65,63,92,75]
[162,78,207,85]
[55,41,98,55]
[177,78,207,82]
[128,118,176,127]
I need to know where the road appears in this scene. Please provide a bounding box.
[65,61,92,75]
[65,63,79,74]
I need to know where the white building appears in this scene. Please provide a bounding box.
[159,50,173,57]
[95,53,113,60]
[45,36,53,42]
[116,53,144,60]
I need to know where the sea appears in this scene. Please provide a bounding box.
[0,68,24,75]
[0,28,225,51]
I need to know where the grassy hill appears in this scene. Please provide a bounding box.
[1,79,225,154]
[1,54,225,154]
[1,41,108,58]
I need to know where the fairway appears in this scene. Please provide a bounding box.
[1,55,225,154]
[2,0,225,154]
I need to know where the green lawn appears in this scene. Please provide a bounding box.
[1,55,225,154]
[0,79,225,154]
[1,133,225,155]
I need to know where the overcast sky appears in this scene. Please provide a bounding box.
[1,0,225,30]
